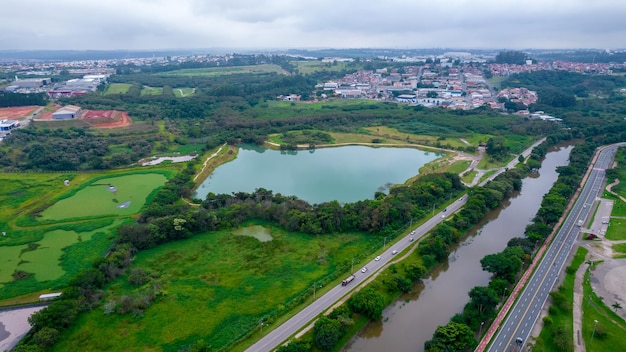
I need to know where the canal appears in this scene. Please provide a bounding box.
[344,144,573,352]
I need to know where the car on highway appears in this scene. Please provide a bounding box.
[441,214,445,218]
[409,237,414,242]
[375,256,381,261]
[392,250,398,255]
[361,267,367,273]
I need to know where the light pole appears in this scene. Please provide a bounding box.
[351,258,354,273]
[313,281,317,300]
[384,237,387,249]
[432,203,435,216]
[591,319,598,344]
[479,321,485,337]
[259,319,264,337]
[502,287,508,302]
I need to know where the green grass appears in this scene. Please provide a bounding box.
[159,64,288,77]
[104,83,132,95]
[291,60,350,74]
[533,246,587,351]
[605,219,626,240]
[601,191,626,217]
[462,170,478,184]
[0,221,119,299]
[611,243,626,255]
[447,160,471,175]
[39,173,167,220]
[53,223,380,352]
[480,170,498,183]
[140,86,163,96]
[477,156,505,170]
[0,170,174,300]
[173,87,195,97]
[581,266,626,351]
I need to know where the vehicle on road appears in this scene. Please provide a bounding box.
[443,208,447,212]
[375,256,381,261]
[341,275,355,286]
[577,219,584,227]
[392,250,398,255]
[409,237,414,242]
[361,267,367,273]
[441,214,446,218]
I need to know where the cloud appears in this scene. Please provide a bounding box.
[0,0,624,50]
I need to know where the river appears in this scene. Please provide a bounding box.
[344,144,573,352]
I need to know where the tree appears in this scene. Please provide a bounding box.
[612,302,622,312]
[313,316,342,350]
[348,287,385,320]
[32,326,60,347]
[468,286,499,315]
[427,91,438,98]
[425,322,477,351]
[277,340,311,352]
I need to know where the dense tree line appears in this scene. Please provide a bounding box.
[1,126,160,171]
[0,92,47,107]
[495,51,530,65]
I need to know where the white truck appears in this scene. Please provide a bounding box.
[577,219,584,227]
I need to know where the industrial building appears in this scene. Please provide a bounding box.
[4,77,50,92]
[0,119,20,131]
[52,105,82,120]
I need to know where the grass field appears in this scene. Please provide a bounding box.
[173,87,195,97]
[159,64,288,77]
[291,60,350,74]
[104,83,132,95]
[581,264,626,351]
[140,86,163,96]
[605,219,626,240]
[611,243,626,256]
[0,170,172,300]
[462,170,478,184]
[52,222,381,351]
[40,173,168,220]
[364,126,474,149]
[447,160,471,175]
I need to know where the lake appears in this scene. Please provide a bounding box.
[195,145,442,204]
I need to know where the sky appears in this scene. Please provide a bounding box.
[2,0,625,51]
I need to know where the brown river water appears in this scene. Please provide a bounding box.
[344,144,573,352]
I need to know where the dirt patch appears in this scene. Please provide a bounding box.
[0,106,40,119]
[81,110,132,129]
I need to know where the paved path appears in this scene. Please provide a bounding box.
[572,253,589,352]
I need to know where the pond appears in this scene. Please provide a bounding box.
[195,145,442,204]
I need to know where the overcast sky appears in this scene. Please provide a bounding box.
[2,0,625,51]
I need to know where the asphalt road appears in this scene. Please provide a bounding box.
[487,145,618,352]
[246,139,546,352]
[245,196,468,352]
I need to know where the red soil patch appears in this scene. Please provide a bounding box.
[83,110,113,119]
[82,110,132,128]
[36,104,61,120]
[0,106,40,119]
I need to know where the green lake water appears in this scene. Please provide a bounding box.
[195,145,442,204]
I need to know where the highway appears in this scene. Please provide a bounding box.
[246,139,546,352]
[246,196,467,352]
[487,146,618,352]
